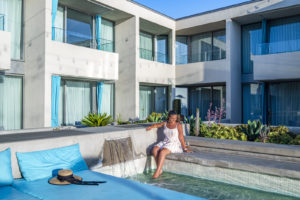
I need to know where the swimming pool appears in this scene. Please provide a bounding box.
[128,171,299,200]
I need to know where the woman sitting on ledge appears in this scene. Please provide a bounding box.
[146,111,192,179]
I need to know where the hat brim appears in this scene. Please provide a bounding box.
[48,175,82,185]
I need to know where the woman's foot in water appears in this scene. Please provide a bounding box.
[152,169,163,179]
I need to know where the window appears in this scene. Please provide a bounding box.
[191,33,212,62]
[213,30,226,60]
[156,35,168,64]
[0,0,23,60]
[59,79,114,126]
[268,82,300,126]
[242,83,262,123]
[176,36,188,64]
[241,23,262,74]
[0,75,23,130]
[139,85,168,120]
[188,85,226,120]
[140,32,154,61]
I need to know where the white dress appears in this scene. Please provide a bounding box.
[155,122,183,153]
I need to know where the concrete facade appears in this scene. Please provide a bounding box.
[1,0,300,130]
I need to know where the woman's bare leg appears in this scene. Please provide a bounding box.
[152,146,160,167]
[152,148,171,179]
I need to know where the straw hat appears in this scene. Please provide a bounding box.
[49,169,82,185]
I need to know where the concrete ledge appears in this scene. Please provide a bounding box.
[186,136,300,158]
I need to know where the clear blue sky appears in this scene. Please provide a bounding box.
[133,0,251,19]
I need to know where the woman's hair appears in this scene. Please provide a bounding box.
[167,110,178,122]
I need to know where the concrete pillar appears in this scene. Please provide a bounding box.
[23,0,48,128]
[115,16,139,121]
[225,19,242,123]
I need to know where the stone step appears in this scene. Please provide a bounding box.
[190,146,300,163]
[166,150,300,179]
[185,136,300,158]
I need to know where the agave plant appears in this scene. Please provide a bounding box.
[146,112,163,122]
[81,113,113,127]
[240,120,262,141]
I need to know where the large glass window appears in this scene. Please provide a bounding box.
[67,9,93,48]
[189,85,226,120]
[59,79,114,126]
[101,19,114,52]
[269,82,300,127]
[140,32,153,61]
[268,15,300,54]
[191,33,212,62]
[242,83,262,123]
[0,75,23,130]
[139,85,168,120]
[0,0,23,60]
[176,36,188,64]
[241,23,262,74]
[212,30,226,60]
[156,35,168,64]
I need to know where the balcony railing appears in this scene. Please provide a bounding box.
[139,48,169,64]
[176,49,226,64]
[0,14,4,31]
[254,40,300,55]
[52,27,114,52]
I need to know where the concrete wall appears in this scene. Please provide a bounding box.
[253,51,300,81]
[115,17,139,121]
[0,31,11,70]
[23,0,47,129]
[226,19,241,123]
[0,126,159,179]
[176,60,227,85]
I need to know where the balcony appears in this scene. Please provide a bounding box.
[254,40,300,55]
[176,59,227,85]
[46,29,118,80]
[52,27,114,53]
[0,14,10,71]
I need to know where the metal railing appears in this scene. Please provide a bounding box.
[254,40,300,55]
[52,27,115,52]
[176,49,226,64]
[0,14,4,31]
[139,48,169,64]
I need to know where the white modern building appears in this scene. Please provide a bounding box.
[0,0,299,131]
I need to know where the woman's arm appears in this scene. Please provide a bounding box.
[177,123,192,153]
[146,122,165,131]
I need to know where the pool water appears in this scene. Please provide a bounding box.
[128,171,299,200]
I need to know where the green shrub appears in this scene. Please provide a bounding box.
[147,112,163,123]
[81,113,113,127]
[290,135,300,145]
[267,126,294,144]
[201,124,247,141]
[238,120,262,141]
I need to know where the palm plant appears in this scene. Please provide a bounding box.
[81,113,113,127]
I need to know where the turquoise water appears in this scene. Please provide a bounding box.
[128,171,299,200]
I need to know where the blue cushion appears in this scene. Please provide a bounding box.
[0,186,39,200]
[12,170,204,200]
[0,148,13,186]
[16,144,88,181]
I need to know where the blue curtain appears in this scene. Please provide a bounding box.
[241,23,262,73]
[140,32,153,61]
[100,83,114,116]
[51,76,61,127]
[95,15,101,50]
[97,82,103,114]
[176,36,188,64]
[189,87,211,120]
[52,0,58,40]
[156,35,168,63]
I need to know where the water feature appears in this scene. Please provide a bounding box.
[128,171,299,200]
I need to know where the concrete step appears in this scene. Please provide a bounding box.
[190,146,300,163]
[166,150,300,179]
[185,136,300,158]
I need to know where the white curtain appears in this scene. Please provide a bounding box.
[65,81,92,125]
[139,86,152,120]
[0,75,22,130]
[101,19,114,52]
[100,83,114,116]
[0,0,22,60]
